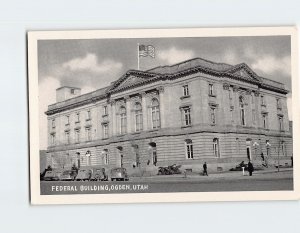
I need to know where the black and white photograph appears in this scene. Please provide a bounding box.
[28,27,299,204]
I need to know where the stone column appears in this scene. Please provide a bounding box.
[232,85,239,126]
[141,92,148,131]
[158,86,165,128]
[111,100,116,136]
[125,96,131,134]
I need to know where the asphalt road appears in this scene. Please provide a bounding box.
[40,170,293,195]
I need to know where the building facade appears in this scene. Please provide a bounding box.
[45,58,293,173]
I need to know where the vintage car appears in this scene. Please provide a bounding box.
[75,169,92,181]
[43,170,62,181]
[110,167,129,181]
[90,168,108,181]
[60,170,77,181]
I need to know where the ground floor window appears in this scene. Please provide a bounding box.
[185,139,193,159]
[213,138,220,157]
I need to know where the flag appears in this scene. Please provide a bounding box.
[139,44,155,58]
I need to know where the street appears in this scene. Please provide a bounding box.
[40,169,293,195]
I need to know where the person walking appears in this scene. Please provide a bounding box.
[203,162,208,176]
[248,161,254,176]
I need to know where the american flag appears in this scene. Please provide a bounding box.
[139,44,155,58]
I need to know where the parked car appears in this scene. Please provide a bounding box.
[90,168,108,181]
[75,169,92,181]
[110,167,129,181]
[43,170,62,181]
[60,170,77,181]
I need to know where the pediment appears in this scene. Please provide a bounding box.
[108,70,157,93]
[226,63,261,82]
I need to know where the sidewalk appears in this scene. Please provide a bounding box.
[130,167,293,182]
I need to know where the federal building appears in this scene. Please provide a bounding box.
[44,58,293,173]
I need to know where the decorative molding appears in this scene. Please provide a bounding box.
[157,86,164,93]
[245,89,252,95]
[232,85,239,92]
[254,90,260,97]
[223,83,230,90]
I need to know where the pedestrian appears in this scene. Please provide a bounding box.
[203,162,208,176]
[248,161,254,176]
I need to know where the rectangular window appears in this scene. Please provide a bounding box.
[262,114,268,129]
[103,124,109,139]
[50,134,55,145]
[210,107,216,124]
[278,116,284,131]
[75,130,80,143]
[183,85,189,96]
[51,119,55,128]
[276,99,282,109]
[182,107,191,126]
[76,113,80,122]
[65,116,70,125]
[230,108,234,123]
[70,89,75,94]
[252,109,256,125]
[104,150,109,165]
[261,95,265,105]
[87,110,91,120]
[103,106,108,115]
[229,89,232,100]
[185,140,193,159]
[213,139,220,157]
[86,128,92,141]
[65,131,70,144]
[135,113,143,132]
[209,84,214,96]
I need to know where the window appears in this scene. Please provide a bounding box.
[75,130,80,143]
[185,139,193,159]
[151,99,160,129]
[239,96,246,126]
[86,110,91,120]
[65,131,70,144]
[229,89,232,100]
[120,106,127,134]
[183,84,189,97]
[51,119,55,128]
[103,106,108,115]
[70,89,75,94]
[65,116,70,125]
[103,149,109,165]
[210,107,216,124]
[278,116,284,131]
[76,112,80,122]
[261,95,265,106]
[209,83,214,96]
[135,103,143,132]
[182,107,192,126]
[230,107,234,123]
[86,128,92,141]
[50,133,56,145]
[103,124,109,139]
[262,114,268,129]
[213,138,220,157]
[252,109,256,125]
[276,98,282,109]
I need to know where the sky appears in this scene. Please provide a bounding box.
[38,36,292,149]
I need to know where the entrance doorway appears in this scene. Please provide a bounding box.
[132,145,140,167]
[149,142,157,166]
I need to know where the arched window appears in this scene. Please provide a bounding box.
[151,98,160,129]
[119,106,127,134]
[213,138,220,157]
[239,96,246,126]
[185,139,193,159]
[135,102,143,132]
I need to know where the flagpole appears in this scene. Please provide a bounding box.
[137,43,140,70]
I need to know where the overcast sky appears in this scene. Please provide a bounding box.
[38,36,292,149]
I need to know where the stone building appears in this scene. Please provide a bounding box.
[45,58,293,173]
